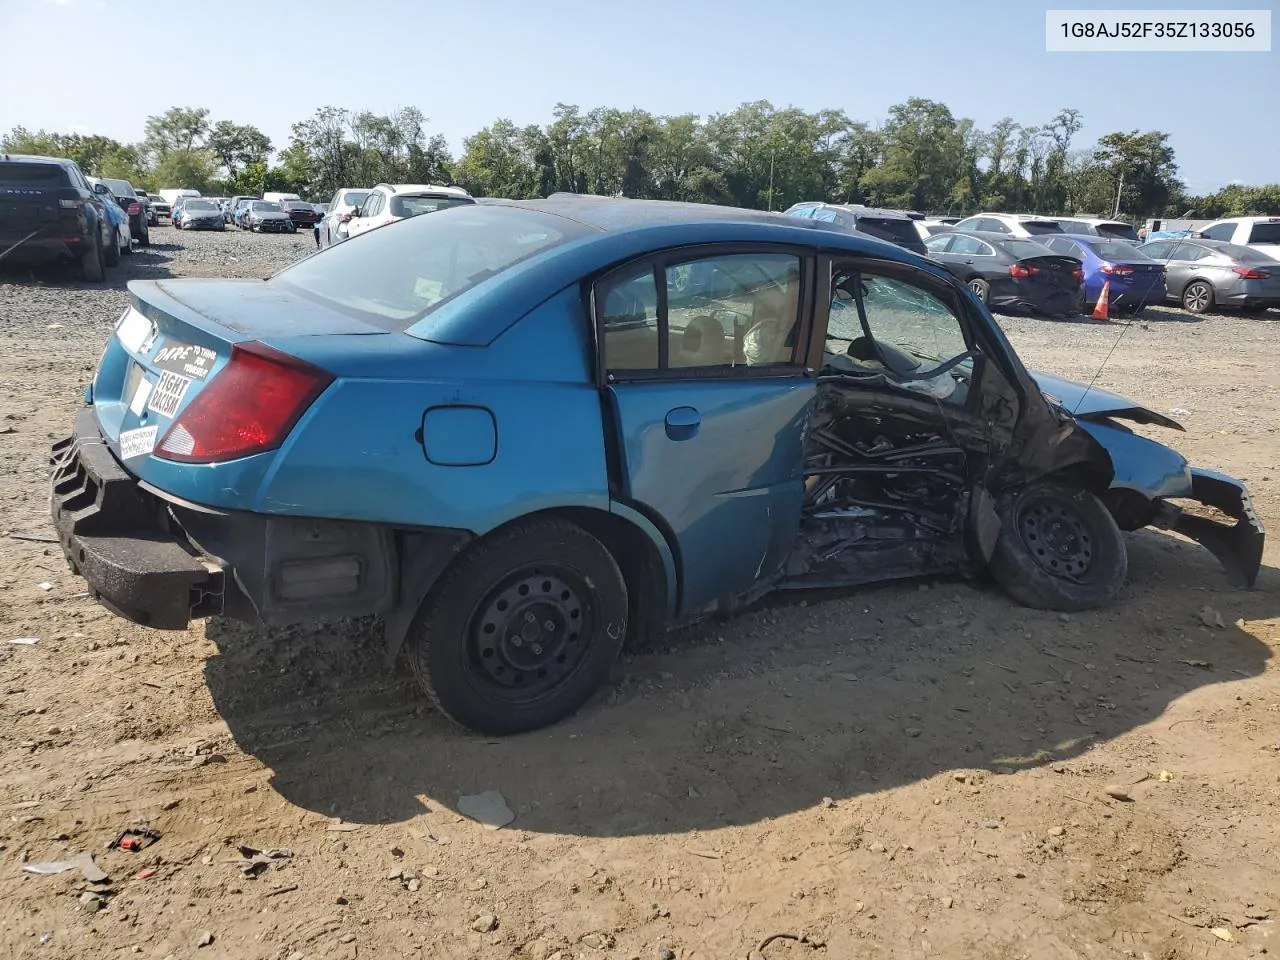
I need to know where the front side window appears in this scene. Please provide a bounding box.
[1139,240,1174,259]
[827,270,972,405]
[1020,220,1063,236]
[985,219,1012,234]
[949,235,990,256]
[1097,222,1140,242]
[1170,242,1209,261]
[600,251,804,374]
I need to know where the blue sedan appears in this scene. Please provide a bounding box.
[50,198,1264,734]
[1039,234,1167,315]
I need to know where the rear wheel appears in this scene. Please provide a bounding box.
[989,481,1127,612]
[968,278,990,303]
[80,229,105,282]
[406,517,629,735]
[139,221,150,247]
[103,226,122,267]
[1182,280,1214,314]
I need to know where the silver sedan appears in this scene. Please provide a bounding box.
[1136,238,1280,315]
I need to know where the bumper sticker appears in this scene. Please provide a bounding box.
[147,370,192,419]
[153,342,216,380]
[119,425,158,460]
[116,308,155,354]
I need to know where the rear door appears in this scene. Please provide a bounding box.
[597,246,817,617]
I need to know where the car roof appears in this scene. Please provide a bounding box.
[950,230,1053,245]
[0,152,73,166]
[378,183,470,197]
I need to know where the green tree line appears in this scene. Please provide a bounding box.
[5,100,1278,219]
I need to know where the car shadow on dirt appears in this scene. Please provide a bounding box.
[203,531,1276,837]
[0,245,174,289]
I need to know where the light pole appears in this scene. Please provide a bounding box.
[767,149,776,211]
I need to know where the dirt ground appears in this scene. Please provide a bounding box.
[1,231,1278,960]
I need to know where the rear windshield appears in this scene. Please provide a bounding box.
[1247,222,1280,244]
[1225,244,1278,264]
[856,216,921,245]
[272,205,592,331]
[0,162,69,184]
[390,195,475,218]
[1092,240,1152,260]
[1021,220,1064,235]
[1096,222,1140,242]
[1003,239,1057,259]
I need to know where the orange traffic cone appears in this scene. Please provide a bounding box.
[1092,280,1111,320]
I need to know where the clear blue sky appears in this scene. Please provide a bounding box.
[2,0,1276,192]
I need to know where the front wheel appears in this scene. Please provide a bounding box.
[104,226,122,267]
[1182,280,1214,314]
[406,517,629,735]
[989,481,1127,612]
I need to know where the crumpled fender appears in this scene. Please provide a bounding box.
[1074,419,1194,500]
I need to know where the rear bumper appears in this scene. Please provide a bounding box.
[50,407,464,631]
[1163,469,1265,588]
[0,231,91,264]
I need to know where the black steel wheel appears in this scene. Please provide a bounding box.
[406,517,628,735]
[989,481,1127,611]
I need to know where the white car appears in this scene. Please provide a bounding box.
[1195,217,1280,260]
[950,213,1065,239]
[316,187,370,248]
[345,183,475,240]
[913,219,956,242]
[1045,217,1140,243]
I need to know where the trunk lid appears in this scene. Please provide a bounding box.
[90,279,386,453]
[1023,255,1081,292]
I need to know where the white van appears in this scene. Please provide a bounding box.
[159,188,200,207]
[263,192,301,205]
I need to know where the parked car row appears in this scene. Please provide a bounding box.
[780,202,1277,317]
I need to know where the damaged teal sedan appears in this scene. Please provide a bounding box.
[51,197,1264,734]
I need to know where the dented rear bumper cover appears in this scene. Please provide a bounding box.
[1163,468,1265,588]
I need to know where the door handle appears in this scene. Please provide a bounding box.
[664,406,701,441]
[963,259,975,264]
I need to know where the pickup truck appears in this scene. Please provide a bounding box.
[1197,217,1280,260]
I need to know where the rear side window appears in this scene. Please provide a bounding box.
[985,219,1011,234]
[1224,243,1276,263]
[1020,221,1064,235]
[1247,222,1280,244]
[1138,241,1174,259]
[1096,222,1140,242]
[856,216,920,246]
[274,205,591,331]
[949,235,990,256]
[1199,223,1236,241]
[0,162,70,184]
[600,252,804,373]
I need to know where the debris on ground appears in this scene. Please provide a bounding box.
[9,637,39,645]
[107,824,161,852]
[471,913,499,933]
[1104,785,1133,802]
[457,790,515,830]
[22,852,108,883]
[1199,606,1226,629]
[236,845,292,877]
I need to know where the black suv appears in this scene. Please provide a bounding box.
[0,153,112,281]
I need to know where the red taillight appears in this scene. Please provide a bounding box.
[155,342,332,464]
[1008,263,1040,278]
[128,202,141,215]
[1100,263,1133,275]
[1233,266,1270,279]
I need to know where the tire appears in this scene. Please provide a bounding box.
[1182,280,1214,314]
[989,481,1127,612]
[103,226,122,267]
[406,517,629,735]
[968,278,990,303]
[122,224,134,256]
[80,229,105,282]
[139,222,150,247]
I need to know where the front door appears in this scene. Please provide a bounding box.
[597,248,817,617]
[788,258,1021,587]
